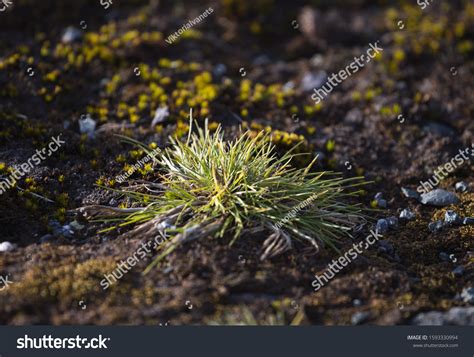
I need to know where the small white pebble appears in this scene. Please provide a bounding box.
[61,27,82,44]
[0,241,15,252]
[79,114,97,139]
[151,106,169,127]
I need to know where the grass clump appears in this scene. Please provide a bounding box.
[80,111,366,273]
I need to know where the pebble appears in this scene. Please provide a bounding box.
[455,181,468,192]
[282,81,295,92]
[412,307,474,325]
[61,26,82,43]
[463,217,474,225]
[422,122,456,137]
[401,187,421,200]
[420,189,460,207]
[376,219,389,234]
[301,71,327,92]
[399,208,415,220]
[452,266,465,277]
[386,216,399,230]
[345,108,363,124]
[445,307,474,325]
[163,266,174,274]
[373,192,386,208]
[411,311,444,325]
[252,54,271,66]
[461,287,474,304]
[351,311,370,325]
[352,299,363,307]
[61,225,74,238]
[0,241,15,252]
[444,210,463,225]
[212,63,227,78]
[310,54,324,67]
[374,192,384,200]
[438,252,449,262]
[49,220,74,238]
[69,220,84,231]
[151,106,169,127]
[428,220,444,233]
[40,234,55,244]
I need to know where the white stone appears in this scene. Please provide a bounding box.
[0,241,15,252]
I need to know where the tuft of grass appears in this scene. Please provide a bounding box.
[80,111,367,273]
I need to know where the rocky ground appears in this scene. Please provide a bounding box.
[0,0,473,325]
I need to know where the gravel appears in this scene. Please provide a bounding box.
[444,210,463,225]
[461,287,474,304]
[399,208,415,220]
[79,114,97,139]
[428,220,444,233]
[49,220,74,238]
[411,311,444,325]
[376,219,389,234]
[386,216,399,230]
[0,241,15,252]
[412,307,474,325]
[422,122,456,137]
[401,187,420,200]
[300,71,327,92]
[454,181,468,192]
[40,234,55,244]
[377,240,394,255]
[463,217,474,225]
[420,189,460,207]
[438,252,450,262]
[61,26,82,43]
[351,311,371,325]
[452,266,465,277]
[151,106,169,127]
[212,63,227,78]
